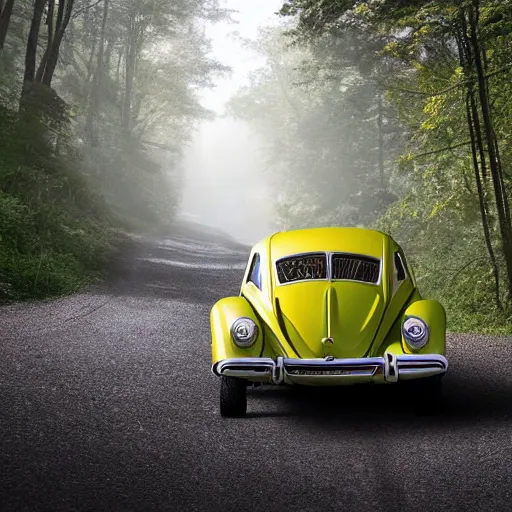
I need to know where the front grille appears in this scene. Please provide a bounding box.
[276,253,327,284]
[331,254,380,283]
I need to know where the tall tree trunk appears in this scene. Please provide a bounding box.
[115,46,123,94]
[82,0,100,85]
[122,15,141,135]
[23,0,47,84]
[466,91,502,309]
[122,46,134,134]
[104,33,113,70]
[85,0,109,146]
[468,1,512,297]
[459,15,488,183]
[41,0,74,86]
[0,0,15,49]
[457,21,501,307]
[35,0,54,82]
[85,33,98,84]
[377,92,385,190]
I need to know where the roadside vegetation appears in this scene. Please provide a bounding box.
[230,0,512,334]
[2,1,511,335]
[0,0,226,301]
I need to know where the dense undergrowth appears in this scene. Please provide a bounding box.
[375,204,512,335]
[0,103,121,302]
[415,262,511,335]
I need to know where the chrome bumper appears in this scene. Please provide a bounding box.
[212,353,448,385]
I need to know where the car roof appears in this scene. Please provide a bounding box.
[263,227,387,261]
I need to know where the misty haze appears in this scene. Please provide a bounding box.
[180,117,275,244]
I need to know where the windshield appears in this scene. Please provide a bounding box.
[276,253,380,285]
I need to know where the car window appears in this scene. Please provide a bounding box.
[247,253,262,290]
[394,251,406,281]
[276,253,327,284]
[331,253,380,284]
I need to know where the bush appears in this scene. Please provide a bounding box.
[0,188,119,301]
[374,199,512,335]
[0,97,118,302]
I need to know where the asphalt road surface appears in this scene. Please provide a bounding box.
[1,224,512,512]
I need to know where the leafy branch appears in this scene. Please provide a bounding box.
[391,62,512,97]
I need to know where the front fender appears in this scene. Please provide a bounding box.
[211,297,263,365]
[401,299,446,355]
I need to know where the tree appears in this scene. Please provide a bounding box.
[40,0,75,85]
[23,0,46,84]
[230,24,403,229]
[279,0,512,304]
[0,0,15,49]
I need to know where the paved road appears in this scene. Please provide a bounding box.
[1,225,512,512]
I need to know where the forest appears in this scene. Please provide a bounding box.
[230,0,512,333]
[1,0,511,333]
[0,0,226,300]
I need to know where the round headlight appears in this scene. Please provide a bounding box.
[402,316,429,349]
[230,317,258,348]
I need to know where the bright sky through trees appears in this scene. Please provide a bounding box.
[179,1,284,243]
[200,0,284,113]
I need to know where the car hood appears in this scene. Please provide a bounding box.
[274,281,385,359]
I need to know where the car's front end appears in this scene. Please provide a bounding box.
[210,227,448,416]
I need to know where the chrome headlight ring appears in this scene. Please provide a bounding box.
[402,316,429,349]
[230,317,258,348]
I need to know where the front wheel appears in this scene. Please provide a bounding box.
[220,376,247,417]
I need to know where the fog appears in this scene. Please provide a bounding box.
[177,0,284,245]
[179,118,277,245]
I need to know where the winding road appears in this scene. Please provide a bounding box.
[1,223,511,511]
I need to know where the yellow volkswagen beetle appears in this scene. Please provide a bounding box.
[210,227,448,417]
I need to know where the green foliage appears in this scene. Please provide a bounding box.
[0,183,112,302]
[375,200,512,335]
[0,101,114,301]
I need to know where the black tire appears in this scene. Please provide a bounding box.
[220,376,247,417]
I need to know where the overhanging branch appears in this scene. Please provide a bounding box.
[409,140,472,159]
[72,0,103,19]
[391,63,512,97]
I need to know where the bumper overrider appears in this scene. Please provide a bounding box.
[212,353,448,385]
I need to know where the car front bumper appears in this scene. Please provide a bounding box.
[212,353,448,386]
